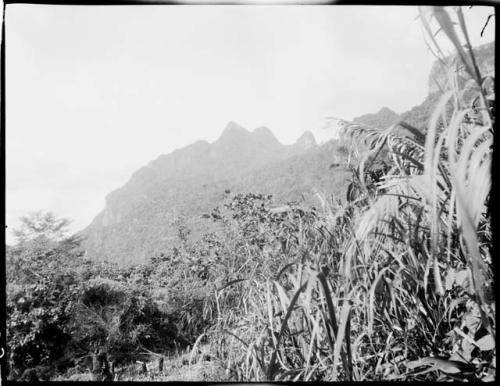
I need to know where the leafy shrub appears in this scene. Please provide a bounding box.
[6,220,180,379]
[7,269,79,377]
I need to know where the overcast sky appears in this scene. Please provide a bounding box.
[5,4,495,243]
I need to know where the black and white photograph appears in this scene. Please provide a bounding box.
[2,1,496,382]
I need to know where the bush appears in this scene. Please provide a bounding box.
[6,230,180,379]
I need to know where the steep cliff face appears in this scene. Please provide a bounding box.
[428,41,495,94]
[294,131,317,151]
[96,122,306,229]
[352,41,494,133]
[82,42,493,265]
[81,124,347,264]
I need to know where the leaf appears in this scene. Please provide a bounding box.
[216,278,246,292]
[331,301,352,381]
[476,334,495,351]
[188,333,205,365]
[444,268,456,291]
[432,7,479,85]
[406,357,475,375]
[462,307,481,336]
[455,268,473,294]
[274,281,290,313]
[267,281,308,380]
[397,121,426,143]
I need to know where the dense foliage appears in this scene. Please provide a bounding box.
[5,6,494,382]
[6,229,181,380]
[81,128,351,265]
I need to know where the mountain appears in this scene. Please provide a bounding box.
[81,125,349,264]
[428,41,494,94]
[81,42,494,265]
[351,41,494,135]
[352,107,400,129]
[294,131,317,151]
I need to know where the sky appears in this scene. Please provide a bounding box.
[4,4,495,244]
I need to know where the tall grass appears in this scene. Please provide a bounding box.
[207,6,494,382]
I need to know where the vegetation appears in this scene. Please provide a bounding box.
[6,6,494,382]
[352,107,400,130]
[81,121,350,265]
[6,215,181,380]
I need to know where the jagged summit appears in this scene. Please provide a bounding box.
[377,107,398,115]
[216,121,252,147]
[253,126,274,137]
[81,120,344,263]
[253,126,281,145]
[352,107,400,129]
[217,123,316,149]
[219,120,248,137]
[295,131,317,151]
[81,41,494,265]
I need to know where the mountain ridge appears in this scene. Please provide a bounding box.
[81,41,494,265]
[81,125,344,264]
[98,124,316,227]
[351,42,494,133]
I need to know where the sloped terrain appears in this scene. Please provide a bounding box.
[81,123,350,264]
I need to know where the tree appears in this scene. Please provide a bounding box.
[13,211,71,245]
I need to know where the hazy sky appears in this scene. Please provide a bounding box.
[5,4,495,243]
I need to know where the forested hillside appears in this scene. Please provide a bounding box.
[81,41,494,266]
[81,124,350,264]
[6,8,495,382]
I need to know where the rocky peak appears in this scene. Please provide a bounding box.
[294,131,317,151]
[428,41,495,94]
[215,121,253,152]
[352,107,400,130]
[218,121,248,138]
[252,126,280,145]
[253,126,274,137]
